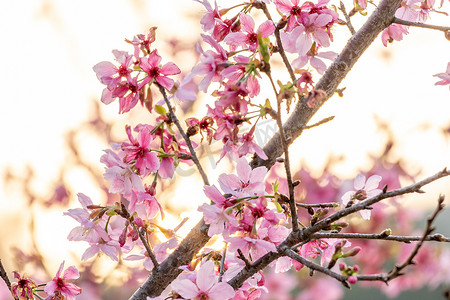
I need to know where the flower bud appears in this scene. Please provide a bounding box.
[348,276,358,284]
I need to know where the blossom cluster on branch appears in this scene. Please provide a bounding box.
[2,0,450,299]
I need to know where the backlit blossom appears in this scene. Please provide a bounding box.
[171,260,235,300]
[140,50,181,90]
[44,261,81,300]
[121,125,160,177]
[341,174,382,220]
[433,62,450,90]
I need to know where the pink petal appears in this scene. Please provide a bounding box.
[93,61,117,79]
[295,32,313,56]
[314,13,332,27]
[172,279,199,299]
[160,62,181,76]
[365,175,382,191]
[312,29,330,47]
[250,166,267,183]
[208,282,236,300]
[197,260,216,292]
[354,174,366,190]
[44,281,58,295]
[258,20,275,37]
[218,174,241,194]
[224,32,248,47]
[156,76,175,91]
[148,50,162,67]
[239,12,255,34]
[310,56,327,74]
[236,157,251,182]
[204,185,225,204]
[62,266,80,281]
[275,0,294,14]
[61,283,82,297]
[360,209,371,220]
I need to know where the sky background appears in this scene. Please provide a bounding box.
[0,0,449,298]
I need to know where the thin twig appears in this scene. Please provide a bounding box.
[265,71,299,232]
[311,232,450,243]
[157,84,210,186]
[218,244,228,282]
[296,202,338,208]
[302,116,335,130]
[356,195,446,283]
[237,249,252,269]
[283,248,351,288]
[339,1,356,35]
[137,227,159,270]
[256,1,296,83]
[301,168,450,239]
[393,17,450,32]
[0,259,15,297]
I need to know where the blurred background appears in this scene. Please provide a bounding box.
[0,0,449,299]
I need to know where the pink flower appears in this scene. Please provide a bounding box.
[291,47,337,75]
[44,261,81,300]
[341,174,382,220]
[227,236,277,260]
[101,149,145,198]
[433,62,450,90]
[219,157,267,198]
[93,50,134,90]
[171,260,235,300]
[186,34,228,92]
[122,125,160,177]
[140,50,181,90]
[11,271,37,300]
[381,24,409,47]
[224,13,275,52]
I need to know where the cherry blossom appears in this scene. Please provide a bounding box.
[140,50,181,91]
[11,271,37,300]
[218,157,267,198]
[224,13,275,52]
[171,260,235,300]
[433,62,450,90]
[44,261,81,300]
[121,125,160,177]
[341,174,382,220]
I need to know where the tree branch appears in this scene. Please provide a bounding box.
[357,195,446,283]
[393,17,450,32]
[311,232,450,243]
[227,168,449,289]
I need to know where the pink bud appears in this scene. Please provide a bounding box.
[348,276,358,284]
[339,263,346,271]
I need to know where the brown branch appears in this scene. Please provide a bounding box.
[227,168,449,289]
[339,1,356,35]
[265,70,299,232]
[393,17,450,32]
[0,259,14,297]
[137,227,159,270]
[312,232,450,243]
[356,195,446,283]
[251,0,403,170]
[283,248,351,288]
